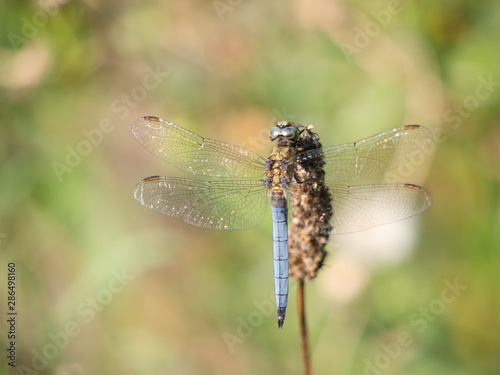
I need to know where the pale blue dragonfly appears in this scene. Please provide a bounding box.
[132,116,432,328]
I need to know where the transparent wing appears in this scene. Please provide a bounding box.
[327,183,431,234]
[132,116,267,178]
[134,176,268,230]
[295,125,433,182]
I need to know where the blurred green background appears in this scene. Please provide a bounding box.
[1,0,499,374]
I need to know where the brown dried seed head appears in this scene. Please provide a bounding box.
[288,124,333,281]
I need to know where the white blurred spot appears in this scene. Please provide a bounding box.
[335,217,418,268]
[319,218,419,303]
[319,257,369,303]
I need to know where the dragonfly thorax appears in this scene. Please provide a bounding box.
[266,141,296,198]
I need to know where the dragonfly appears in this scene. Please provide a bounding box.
[132,116,433,328]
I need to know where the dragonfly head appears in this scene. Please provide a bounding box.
[269,121,299,142]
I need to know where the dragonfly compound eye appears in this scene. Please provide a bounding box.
[269,127,281,140]
[281,126,299,141]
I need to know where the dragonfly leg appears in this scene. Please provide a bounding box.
[293,171,315,184]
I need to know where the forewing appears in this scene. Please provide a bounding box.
[327,183,431,234]
[132,116,267,178]
[295,125,433,182]
[134,176,268,230]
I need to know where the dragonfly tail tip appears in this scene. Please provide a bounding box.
[277,315,285,329]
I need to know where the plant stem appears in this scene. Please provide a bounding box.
[297,279,311,375]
